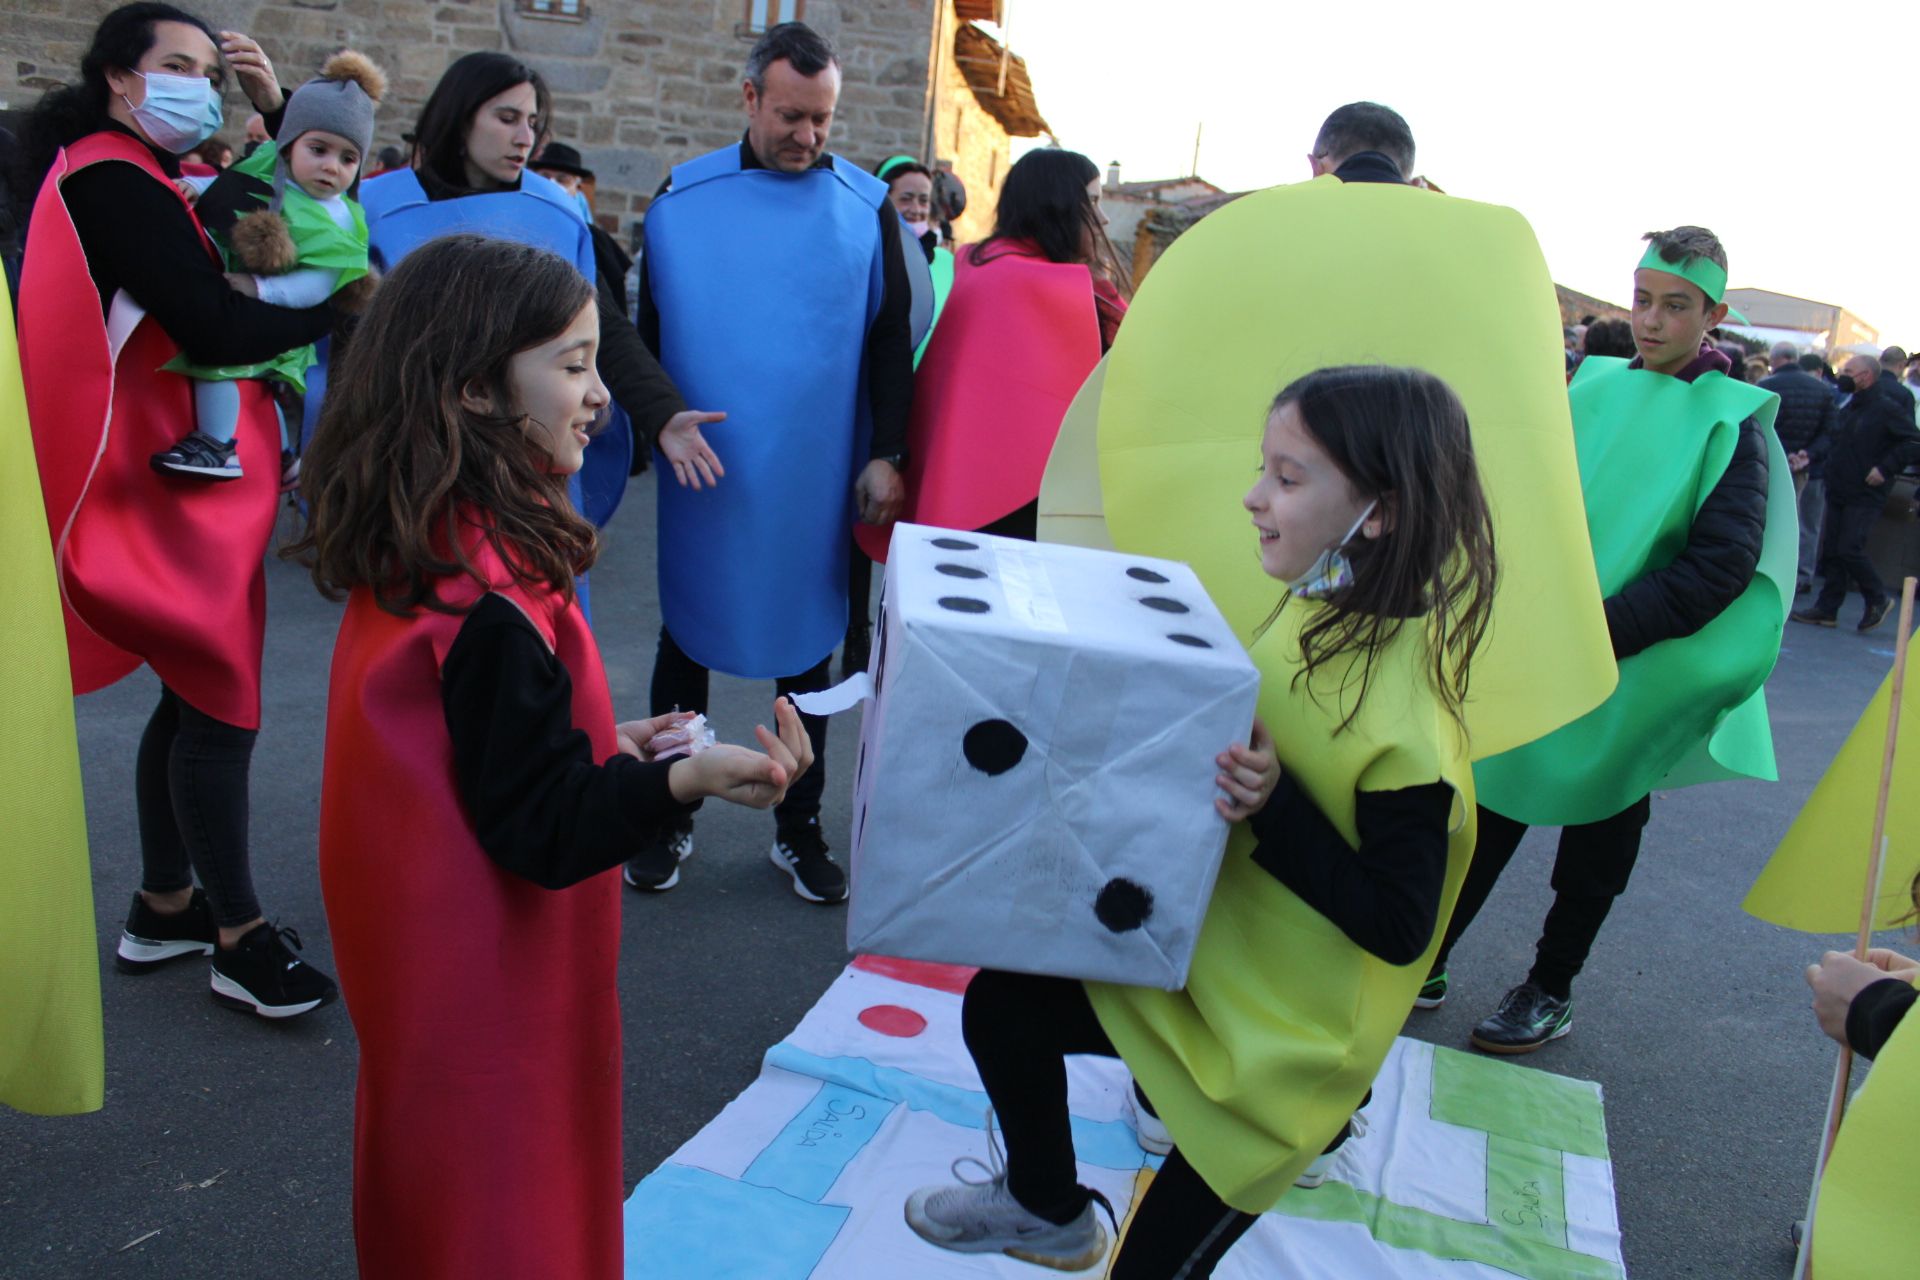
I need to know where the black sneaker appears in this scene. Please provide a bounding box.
[1789,608,1837,627]
[116,889,216,973]
[1413,968,1448,1010]
[623,821,694,892]
[210,922,337,1019]
[151,431,242,480]
[278,449,301,492]
[1470,982,1572,1055]
[770,818,847,904]
[1858,598,1895,632]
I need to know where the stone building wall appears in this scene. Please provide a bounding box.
[2,0,1018,246]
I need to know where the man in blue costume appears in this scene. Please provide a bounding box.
[627,22,913,904]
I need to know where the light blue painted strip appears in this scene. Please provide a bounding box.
[623,1162,849,1280]
[742,1082,895,1203]
[764,1043,1149,1172]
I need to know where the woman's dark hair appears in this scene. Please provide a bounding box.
[14,4,218,212]
[876,157,931,186]
[412,51,551,192]
[1262,365,1499,734]
[1583,318,1637,359]
[971,147,1130,294]
[287,234,599,615]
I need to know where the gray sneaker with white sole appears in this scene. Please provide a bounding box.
[904,1120,1113,1271]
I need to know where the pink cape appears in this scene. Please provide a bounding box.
[857,246,1101,560]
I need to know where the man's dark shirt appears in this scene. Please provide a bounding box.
[1331,151,1406,185]
[1758,365,1836,473]
[636,137,913,461]
[1825,378,1920,504]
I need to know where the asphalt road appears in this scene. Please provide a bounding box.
[0,482,1906,1279]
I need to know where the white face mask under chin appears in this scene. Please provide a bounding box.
[1288,500,1376,600]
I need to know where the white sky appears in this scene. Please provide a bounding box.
[1000,0,1919,343]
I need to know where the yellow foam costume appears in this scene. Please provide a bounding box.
[1045,175,1614,1208]
[0,284,103,1116]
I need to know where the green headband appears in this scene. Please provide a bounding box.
[1636,242,1727,304]
[877,154,921,182]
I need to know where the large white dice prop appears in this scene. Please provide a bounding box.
[845,524,1260,989]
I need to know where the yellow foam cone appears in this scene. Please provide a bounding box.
[0,284,104,1116]
[1743,652,1920,932]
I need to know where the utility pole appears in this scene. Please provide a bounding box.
[1190,121,1203,178]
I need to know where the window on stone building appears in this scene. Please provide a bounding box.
[742,0,804,33]
[519,0,588,20]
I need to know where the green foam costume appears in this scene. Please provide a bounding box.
[1046,175,1615,1209]
[1087,605,1474,1211]
[165,141,369,393]
[1474,354,1793,826]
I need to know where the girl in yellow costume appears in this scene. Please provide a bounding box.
[905,366,1497,1277]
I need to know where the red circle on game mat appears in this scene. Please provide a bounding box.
[858,1004,928,1038]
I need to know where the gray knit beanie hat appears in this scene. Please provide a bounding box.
[272,51,387,207]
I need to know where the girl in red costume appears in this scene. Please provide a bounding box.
[15,4,337,1017]
[856,147,1129,564]
[290,234,815,1280]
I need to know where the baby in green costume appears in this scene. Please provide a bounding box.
[152,52,382,484]
[1429,225,1788,1054]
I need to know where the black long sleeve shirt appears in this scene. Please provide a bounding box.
[60,122,331,365]
[1247,775,1454,966]
[636,138,914,461]
[440,593,697,890]
[1846,976,1916,1060]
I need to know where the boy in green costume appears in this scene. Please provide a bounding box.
[1428,225,1791,1053]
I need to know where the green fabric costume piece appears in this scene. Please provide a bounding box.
[914,246,954,368]
[1086,601,1475,1213]
[1474,356,1791,826]
[1636,243,1725,303]
[163,141,368,393]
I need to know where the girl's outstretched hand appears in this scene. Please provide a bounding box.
[666,698,814,810]
[1215,717,1279,822]
[659,409,726,490]
[615,710,695,761]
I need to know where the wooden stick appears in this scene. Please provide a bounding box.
[1791,575,1916,1280]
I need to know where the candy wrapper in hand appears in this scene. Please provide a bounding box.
[647,713,715,761]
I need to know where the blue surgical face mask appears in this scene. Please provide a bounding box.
[1289,500,1376,600]
[124,70,224,155]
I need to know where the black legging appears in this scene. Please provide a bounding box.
[648,626,829,825]
[135,686,261,928]
[1433,797,1652,998]
[962,969,1258,1280]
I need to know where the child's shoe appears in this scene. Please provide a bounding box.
[1470,981,1572,1054]
[1295,1110,1368,1188]
[1124,1080,1173,1155]
[279,448,301,492]
[904,1121,1114,1270]
[152,432,242,480]
[1414,968,1449,1009]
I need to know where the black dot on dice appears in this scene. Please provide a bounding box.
[1139,597,1190,614]
[1126,567,1170,584]
[1167,633,1212,648]
[962,719,1027,775]
[932,537,979,551]
[1094,878,1154,932]
[939,596,990,614]
[936,563,988,580]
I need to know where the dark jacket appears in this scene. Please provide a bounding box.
[1331,151,1405,185]
[1757,366,1835,474]
[1604,344,1769,660]
[1824,378,1920,505]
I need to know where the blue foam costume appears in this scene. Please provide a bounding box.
[304,167,633,529]
[643,146,888,678]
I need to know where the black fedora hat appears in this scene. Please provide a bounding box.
[533,141,593,180]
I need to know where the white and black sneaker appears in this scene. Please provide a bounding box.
[905,1117,1115,1270]
[116,888,217,973]
[624,821,694,892]
[770,818,847,904]
[210,922,337,1020]
[152,431,243,480]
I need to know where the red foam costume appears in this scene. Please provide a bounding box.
[857,243,1103,561]
[18,132,281,728]
[319,533,623,1278]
